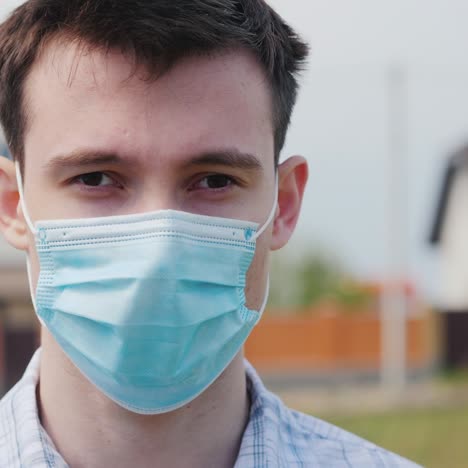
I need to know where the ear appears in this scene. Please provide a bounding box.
[270,155,308,251]
[0,156,29,251]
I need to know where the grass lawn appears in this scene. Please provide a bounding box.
[318,404,468,468]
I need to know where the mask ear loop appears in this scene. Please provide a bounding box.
[251,173,279,242]
[15,162,40,315]
[25,256,39,314]
[15,162,37,234]
[256,279,270,318]
[251,172,278,315]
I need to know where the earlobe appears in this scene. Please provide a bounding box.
[270,155,308,251]
[0,156,29,251]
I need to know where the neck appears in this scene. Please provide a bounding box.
[38,331,250,468]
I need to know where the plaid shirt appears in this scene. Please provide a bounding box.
[1,349,420,467]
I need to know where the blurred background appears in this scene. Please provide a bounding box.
[1,1,468,467]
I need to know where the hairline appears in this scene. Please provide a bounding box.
[18,35,279,174]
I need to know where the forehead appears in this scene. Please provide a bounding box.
[22,39,274,171]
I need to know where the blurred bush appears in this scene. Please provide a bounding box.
[268,251,375,314]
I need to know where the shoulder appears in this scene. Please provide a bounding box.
[276,404,421,467]
[0,349,43,467]
[0,383,21,467]
[244,362,421,467]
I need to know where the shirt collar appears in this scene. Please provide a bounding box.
[235,359,283,467]
[10,348,67,467]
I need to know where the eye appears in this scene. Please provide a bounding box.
[195,174,235,190]
[74,172,116,187]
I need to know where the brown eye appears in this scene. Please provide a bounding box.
[77,172,113,187]
[201,174,233,189]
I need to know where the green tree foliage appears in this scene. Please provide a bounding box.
[269,251,374,313]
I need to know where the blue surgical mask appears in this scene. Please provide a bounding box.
[16,163,277,414]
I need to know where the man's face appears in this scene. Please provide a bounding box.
[21,41,279,310]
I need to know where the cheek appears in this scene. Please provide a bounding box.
[244,240,270,311]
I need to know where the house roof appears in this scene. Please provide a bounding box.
[429,144,468,245]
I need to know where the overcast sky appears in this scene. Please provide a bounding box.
[1,1,468,302]
[3,1,468,65]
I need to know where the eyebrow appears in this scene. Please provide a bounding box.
[43,148,263,173]
[43,151,125,173]
[186,149,263,171]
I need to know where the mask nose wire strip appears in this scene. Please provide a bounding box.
[16,164,278,241]
[251,173,279,241]
[15,162,37,235]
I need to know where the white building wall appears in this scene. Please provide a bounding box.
[440,166,468,310]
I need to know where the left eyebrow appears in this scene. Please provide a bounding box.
[186,149,263,172]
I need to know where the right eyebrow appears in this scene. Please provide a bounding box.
[43,150,130,173]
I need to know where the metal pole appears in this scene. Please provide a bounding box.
[380,64,409,391]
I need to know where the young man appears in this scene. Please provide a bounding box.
[0,1,419,467]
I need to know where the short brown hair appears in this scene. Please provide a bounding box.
[0,0,308,167]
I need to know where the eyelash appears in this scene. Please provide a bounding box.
[188,173,239,192]
[70,172,123,191]
[69,172,240,193]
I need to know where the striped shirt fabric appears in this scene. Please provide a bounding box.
[0,349,421,467]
